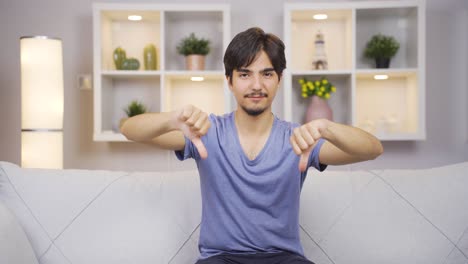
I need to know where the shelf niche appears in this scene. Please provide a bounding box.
[164,74,225,115]
[100,75,161,133]
[100,10,162,71]
[355,71,419,139]
[356,7,418,69]
[291,74,352,125]
[164,11,224,71]
[290,9,353,72]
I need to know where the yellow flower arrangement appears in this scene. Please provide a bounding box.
[298,77,336,100]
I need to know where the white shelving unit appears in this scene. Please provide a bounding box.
[93,3,230,141]
[283,0,425,140]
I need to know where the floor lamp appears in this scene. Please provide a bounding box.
[20,36,64,169]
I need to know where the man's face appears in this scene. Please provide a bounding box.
[227,51,280,116]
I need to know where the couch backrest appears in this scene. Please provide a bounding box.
[0,162,202,264]
[1,161,468,264]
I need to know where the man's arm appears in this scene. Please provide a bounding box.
[120,105,211,158]
[121,111,183,148]
[316,121,383,165]
[290,119,383,171]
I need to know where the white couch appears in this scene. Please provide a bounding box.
[1,161,468,264]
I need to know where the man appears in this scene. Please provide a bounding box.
[121,27,383,264]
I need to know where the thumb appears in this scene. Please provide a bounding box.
[299,148,311,172]
[191,137,208,159]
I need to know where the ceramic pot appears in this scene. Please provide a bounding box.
[185,55,205,70]
[305,96,333,123]
[375,57,390,68]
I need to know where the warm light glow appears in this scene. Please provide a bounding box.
[313,14,328,20]
[20,36,64,169]
[191,76,204,82]
[21,131,63,169]
[21,37,64,129]
[128,15,142,21]
[374,74,389,80]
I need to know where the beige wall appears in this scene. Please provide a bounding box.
[0,0,467,171]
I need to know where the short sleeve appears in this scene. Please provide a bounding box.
[308,138,327,172]
[174,136,200,161]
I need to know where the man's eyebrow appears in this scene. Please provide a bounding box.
[237,68,252,73]
[260,68,275,73]
[237,67,275,73]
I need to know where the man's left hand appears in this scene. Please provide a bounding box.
[290,119,330,172]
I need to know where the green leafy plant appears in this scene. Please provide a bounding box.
[123,100,147,117]
[364,34,400,59]
[176,33,210,56]
[298,77,336,100]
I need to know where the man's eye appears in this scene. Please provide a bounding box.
[264,72,273,77]
[239,73,249,78]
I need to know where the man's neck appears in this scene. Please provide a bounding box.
[234,109,274,137]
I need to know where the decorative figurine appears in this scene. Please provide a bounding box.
[312,30,328,70]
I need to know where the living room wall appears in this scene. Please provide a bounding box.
[0,0,467,171]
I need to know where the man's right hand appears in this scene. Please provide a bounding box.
[173,105,211,159]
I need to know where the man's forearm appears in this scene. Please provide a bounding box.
[120,112,177,142]
[321,121,383,160]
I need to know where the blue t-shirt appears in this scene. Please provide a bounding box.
[175,112,327,259]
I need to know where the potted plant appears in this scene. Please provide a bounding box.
[120,100,147,130]
[364,34,400,68]
[298,77,336,122]
[176,33,210,70]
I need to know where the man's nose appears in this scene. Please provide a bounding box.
[251,74,262,90]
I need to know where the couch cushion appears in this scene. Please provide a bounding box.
[298,163,468,264]
[380,162,468,243]
[0,162,202,264]
[0,199,39,264]
[0,162,133,262]
[316,175,454,263]
[300,170,375,242]
[52,170,201,264]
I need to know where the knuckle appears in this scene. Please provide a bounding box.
[313,131,321,139]
[293,128,301,136]
[181,111,190,120]
[185,119,195,126]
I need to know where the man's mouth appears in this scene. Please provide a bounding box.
[245,92,268,98]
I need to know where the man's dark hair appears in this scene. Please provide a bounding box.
[223,27,286,83]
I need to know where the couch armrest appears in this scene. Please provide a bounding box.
[0,200,39,264]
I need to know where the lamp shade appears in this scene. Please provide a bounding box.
[20,36,64,169]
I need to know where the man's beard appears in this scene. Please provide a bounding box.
[241,92,268,116]
[241,105,267,116]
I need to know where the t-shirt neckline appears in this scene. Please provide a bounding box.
[230,112,277,165]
